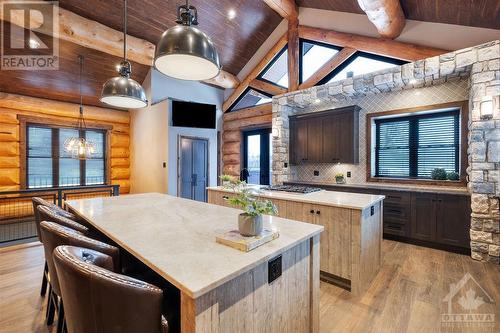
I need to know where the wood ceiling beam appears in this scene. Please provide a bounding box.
[223,33,288,112]
[299,47,357,90]
[249,79,287,96]
[357,0,406,39]
[298,25,447,61]
[287,17,300,92]
[0,7,239,89]
[262,0,298,19]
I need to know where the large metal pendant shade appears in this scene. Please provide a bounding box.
[154,1,220,81]
[100,0,147,109]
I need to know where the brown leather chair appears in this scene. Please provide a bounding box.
[40,221,121,333]
[34,200,88,298]
[54,245,168,333]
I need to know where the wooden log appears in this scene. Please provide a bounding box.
[223,164,241,177]
[223,33,288,111]
[223,114,272,131]
[111,147,130,158]
[357,0,406,39]
[0,123,19,141]
[111,123,131,135]
[0,93,130,124]
[223,103,273,122]
[0,142,19,157]
[222,131,241,143]
[110,158,130,168]
[222,142,241,155]
[249,79,287,96]
[1,7,238,89]
[262,0,298,18]
[222,154,241,165]
[299,47,357,89]
[287,17,300,92]
[0,157,20,168]
[0,168,20,186]
[111,168,130,180]
[0,185,19,192]
[111,179,130,194]
[110,133,130,148]
[298,26,447,61]
[0,110,19,124]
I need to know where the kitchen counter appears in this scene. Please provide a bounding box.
[207,185,385,210]
[67,193,323,332]
[285,180,469,196]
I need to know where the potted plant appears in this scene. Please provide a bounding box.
[431,168,448,180]
[335,173,345,184]
[225,180,277,236]
[220,174,236,187]
[447,171,459,181]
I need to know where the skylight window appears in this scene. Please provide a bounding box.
[328,54,402,83]
[231,89,272,112]
[259,47,288,88]
[301,41,339,83]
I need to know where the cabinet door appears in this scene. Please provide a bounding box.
[293,118,308,163]
[307,117,323,162]
[410,193,437,241]
[436,194,471,248]
[322,114,340,163]
[337,111,355,163]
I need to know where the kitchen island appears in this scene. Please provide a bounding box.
[66,193,323,333]
[208,186,385,295]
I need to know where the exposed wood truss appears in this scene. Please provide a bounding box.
[299,26,447,62]
[249,79,288,96]
[357,0,406,39]
[287,17,300,91]
[262,0,299,19]
[0,7,239,89]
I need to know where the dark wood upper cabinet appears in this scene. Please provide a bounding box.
[289,106,359,165]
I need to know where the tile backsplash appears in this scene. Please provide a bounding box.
[288,80,469,185]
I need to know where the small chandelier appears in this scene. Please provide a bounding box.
[100,0,148,108]
[154,0,221,80]
[64,55,97,160]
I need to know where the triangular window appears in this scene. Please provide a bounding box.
[230,89,272,112]
[300,40,340,83]
[258,46,288,88]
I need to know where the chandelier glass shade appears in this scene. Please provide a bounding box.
[63,56,97,160]
[154,0,220,80]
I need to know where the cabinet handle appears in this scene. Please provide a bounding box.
[316,210,321,215]
[310,209,315,214]
[222,196,229,200]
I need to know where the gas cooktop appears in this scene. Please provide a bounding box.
[263,185,323,194]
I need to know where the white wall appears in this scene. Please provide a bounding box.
[130,69,224,195]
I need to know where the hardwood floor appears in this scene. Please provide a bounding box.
[0,240,498,333]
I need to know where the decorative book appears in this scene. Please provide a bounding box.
[216,228,280,252]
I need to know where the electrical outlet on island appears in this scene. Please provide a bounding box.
[314,170,319,176]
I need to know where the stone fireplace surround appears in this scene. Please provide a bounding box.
[271,40,500,263]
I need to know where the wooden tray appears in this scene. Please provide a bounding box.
[216,228,280,252]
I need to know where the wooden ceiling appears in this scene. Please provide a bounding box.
[59,0,283,75]
[0,29,149,108]
[298,0,500,30]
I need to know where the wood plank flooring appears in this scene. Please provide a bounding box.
[0,240,498,333]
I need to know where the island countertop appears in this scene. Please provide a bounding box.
[66,193,323,298]
[207,185,385,210]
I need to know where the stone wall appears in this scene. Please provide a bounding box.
[272,40,500,263]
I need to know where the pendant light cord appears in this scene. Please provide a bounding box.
[78,55,86,129]
[123,0,127,62]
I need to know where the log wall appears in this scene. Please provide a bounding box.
[222,104,272,177]
[0,93,131,194]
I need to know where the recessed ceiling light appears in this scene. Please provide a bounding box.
[227,9,236,20]
[29,39,40,49]
[314,98,321,104]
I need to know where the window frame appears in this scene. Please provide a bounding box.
[227,87,273,113]
[317,51,407,86]
[366,101,469,186]
[19,115,112,189]
[298,38,341,84]
[256,44,289,88]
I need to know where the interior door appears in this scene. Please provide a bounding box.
[179,136,208,202]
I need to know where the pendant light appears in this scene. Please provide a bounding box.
[63,55,97,160]
[101,0,148,109]
[154,0,221,81]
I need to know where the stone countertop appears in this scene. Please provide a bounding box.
[207,186,385,210]
[284,180,470,196]
[66,193,323,299]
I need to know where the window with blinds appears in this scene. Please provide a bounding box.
[374,109,460,179]
[27,125,106,188]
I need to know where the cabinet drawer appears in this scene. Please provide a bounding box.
[383,203,410,224]
[382,190,410,205]
[384,222,407,236]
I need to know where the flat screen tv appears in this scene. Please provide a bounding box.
[172,100,216,129]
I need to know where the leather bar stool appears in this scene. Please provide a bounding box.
[33,199,89,298]
[40,221,120,333]
[53,245,169,333]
